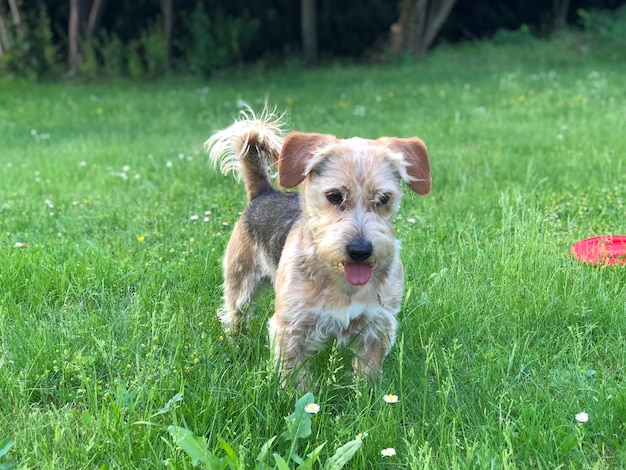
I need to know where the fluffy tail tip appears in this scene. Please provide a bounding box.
[205,106,286,177]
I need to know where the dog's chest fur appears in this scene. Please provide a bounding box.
[311,301,390,343]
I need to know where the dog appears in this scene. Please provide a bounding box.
[205,108,430,386]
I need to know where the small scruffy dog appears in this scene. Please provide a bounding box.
[205,109,430,385]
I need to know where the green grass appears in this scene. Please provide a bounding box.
[1,36,625,468]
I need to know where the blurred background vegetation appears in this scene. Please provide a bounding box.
[0,0,625,81]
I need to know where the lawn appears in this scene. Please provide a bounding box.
[1,36,625,468]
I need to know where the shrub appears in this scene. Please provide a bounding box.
[578,4,626,42]
[492,24,536,46]
[177,1,260,78]
[99,31,126,78]
[1,4,60,80]
[125,38,145,80]
[79,36,99,81]
[141,19,168,77]
[77,22,164,81]
[578,5,626,58]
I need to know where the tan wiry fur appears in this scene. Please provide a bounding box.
[205,109,431,387]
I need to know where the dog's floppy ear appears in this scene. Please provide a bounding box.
[278,132,333,188]
[384,137,431,195]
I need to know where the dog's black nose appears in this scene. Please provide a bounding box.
[347,239,373,262]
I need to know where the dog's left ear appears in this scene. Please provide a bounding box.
[382,137,431,195]
[278,132,334,188]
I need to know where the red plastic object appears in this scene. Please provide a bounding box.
[570,235,626,266]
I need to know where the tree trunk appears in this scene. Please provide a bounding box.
[7,0,23,39]
[68,0,80,70]
[87,0,106,35]
[392,0,457,57]
[0,2,9,58]
[419,0,456,55]
[161,0,173,70]
[552,0,570,31]
[301,0,318,66]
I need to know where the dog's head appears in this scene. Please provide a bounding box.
[277,132,430,286]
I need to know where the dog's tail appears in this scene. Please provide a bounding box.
[205,107,285,201]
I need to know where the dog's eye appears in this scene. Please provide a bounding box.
[377,193,391,206]
[326,191,344,206]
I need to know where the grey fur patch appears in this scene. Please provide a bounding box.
[243,190,301,269]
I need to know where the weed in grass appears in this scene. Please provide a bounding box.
[163,393,362,469]
[0,439,16,470]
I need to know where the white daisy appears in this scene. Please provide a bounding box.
[575,412,589,424]
[304,403,320,414]
[381,448,396,457]
[383,394,399,404]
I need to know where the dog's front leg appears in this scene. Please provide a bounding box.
[351,315,397,378]
[268,315,324,389]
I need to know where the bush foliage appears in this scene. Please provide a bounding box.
[1,1,625,80]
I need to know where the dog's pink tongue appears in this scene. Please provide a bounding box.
[343,263,372,286]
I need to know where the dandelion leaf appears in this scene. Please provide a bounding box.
[218,436,240,469]
[273,453,291,470]
[325,439,363,470]
[297,442,327,470]
[154,392,184,416]
[255,436,277,470]
[282,393,315,441]
[167,425,223,468]
[0,439,14,459]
